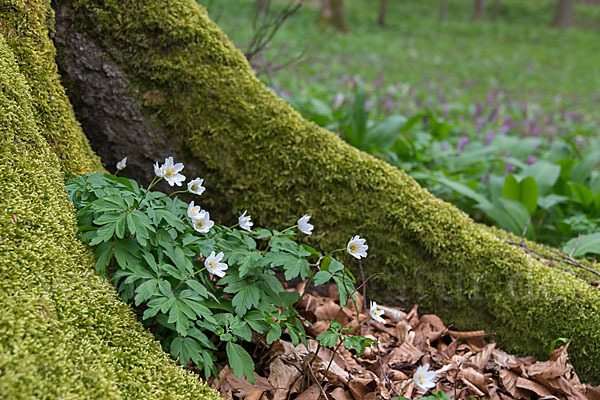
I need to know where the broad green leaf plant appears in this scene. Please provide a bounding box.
[66,156,375,383]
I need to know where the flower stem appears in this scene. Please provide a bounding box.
[168,189,188,198]
[173,267,207,292]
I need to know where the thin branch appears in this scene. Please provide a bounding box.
[504,239,600,279]
[569,233,581,259]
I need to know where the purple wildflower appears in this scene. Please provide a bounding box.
[526,155,537,165]
[485,129,495,146]
[457,136,469,152]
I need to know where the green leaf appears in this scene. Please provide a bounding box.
[134,279,158,306]
[571,151,600,184]
[313,271,332,286]
[114,238,141,268]
[563,233,600,258]
[317,329,339,348]
[170,336,203,366]
[239,252,262,278]
[232,285,261,316]
[502,175,538,215]
[226,342,255,383]
[266,324,282,344]
[89,222,117,246]
[94,241,113,275]
[569,183,596,208]
[521,161,561,196]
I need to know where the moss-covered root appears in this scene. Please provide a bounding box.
[0,0,103,175]
[67,0,600,382]
[0,35,220,400]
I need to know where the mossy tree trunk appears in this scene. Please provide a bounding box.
[49,0,600,383]
[2,0,600,391]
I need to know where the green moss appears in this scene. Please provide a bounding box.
[0,0,103,175]
[68,0,600,382]
[0,34,220,399]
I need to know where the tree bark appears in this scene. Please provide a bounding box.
[473,0,485,20]
[320,0,347,32]
[553,0,575,28]
[377,0,388,27]
[440,0,448,21]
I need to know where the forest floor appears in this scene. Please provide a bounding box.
[201,0,600,119]
[206,283,599,400]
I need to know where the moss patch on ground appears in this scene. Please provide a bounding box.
[67,0,600,382]
[0,15,220,400]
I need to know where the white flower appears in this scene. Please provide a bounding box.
[116,157,127,171]
[413,363,437,392]
[238,210,253,232]
[154,162,164,178]
[188,178,205,195]
[187,201,202,219]
[370,301,386,324]
[205,251,228,278]
[192,211,214,233]
[347,235,368,259]
[297,214,314,235]
[155,156,185,186]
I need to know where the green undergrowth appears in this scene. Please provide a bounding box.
[69,0,600,382]
[202,0,600,118]
[0,25,219,400]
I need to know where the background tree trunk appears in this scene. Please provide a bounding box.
[553,0,575,28]
[492,0,500,19]
[473,0,485,20]
[320,0,347,32]
[255,0,270,13]
[377,0,388,27]
[440,0,448,21]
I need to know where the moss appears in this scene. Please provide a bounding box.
[0,0,103,175]
[0,33,220,399]
[66,0,600,382]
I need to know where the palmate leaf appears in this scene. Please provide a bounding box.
[232,285,261,316]
[226,342,255,383]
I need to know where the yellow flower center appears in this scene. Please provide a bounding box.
[191,184,197,191]
[417,374,424,384]
[165,168,175,178]
[209,261,216,269]
[350,244,356,253]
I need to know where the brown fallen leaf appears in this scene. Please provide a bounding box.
[516,376,553,397]
[295,384,324,400]
[470,342,496,370]
[268,357,301,400]
[386,341,424,366]
[329,387,353,400]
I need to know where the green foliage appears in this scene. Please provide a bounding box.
[66,171,372,382]
[286,85,600,251]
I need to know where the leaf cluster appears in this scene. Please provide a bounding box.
[65,173,364,382]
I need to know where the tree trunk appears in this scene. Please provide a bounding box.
[493,0,500,19]
[0,1,221,398]
[553,0,575,28]
[320,0,347,32]
[473,0,485,20]
[1,0,600,389]
[440,0,448,21]
[256,0,270,13]
[377,0,388,27]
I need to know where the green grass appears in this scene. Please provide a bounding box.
[200,0,600,119]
